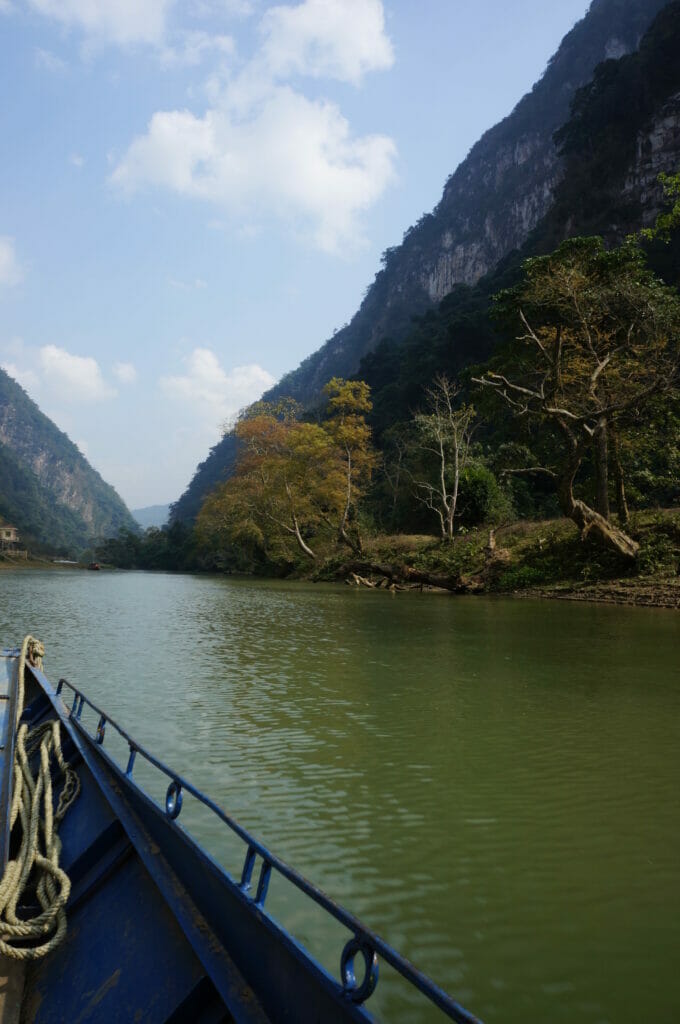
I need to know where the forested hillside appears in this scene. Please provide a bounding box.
[172,0,672,524]
[360,1,680,440]
[106,5,680,604]
[0,369,137,553]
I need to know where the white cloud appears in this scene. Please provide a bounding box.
[26,0,242,57]
[27,0,172,46]
[110,0,396,253]
[190,0,255,18]
[260,0,393,85]
[38,345,116,401]
[112,90,395,253]
[160,348,274,425]
[1,362,40,395]
[113,361,137,383]
[160,29,235,67]
[0,237,23,288]
[70,153,85,168]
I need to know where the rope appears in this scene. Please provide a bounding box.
[0,636,80,959]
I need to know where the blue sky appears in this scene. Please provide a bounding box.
[0,0,590,508]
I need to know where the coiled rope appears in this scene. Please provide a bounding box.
[0,636,79,959]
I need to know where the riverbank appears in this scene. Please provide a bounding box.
[311,509,680,609]
[22,510,679,609]
[0,554,84,571]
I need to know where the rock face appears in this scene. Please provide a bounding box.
[262,0,670,406]
[0,368,137,550]
[171,0,675,524]
[624,91,680,223]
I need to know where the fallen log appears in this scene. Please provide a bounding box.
[338,560,483,594]
[347,572,376,588]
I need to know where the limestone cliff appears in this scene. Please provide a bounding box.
[264,0,670,405]
[171,0,678,524]
[624,92,680,222]
[0,368,137,551]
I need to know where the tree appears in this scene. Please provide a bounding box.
[474,237,680,559]
[410,375,476,542]
[380,424,410,526]
[640,172,680,245]
[322,379,377,554]
[198,408,345,562]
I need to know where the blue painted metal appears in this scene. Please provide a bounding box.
[341,937,379,1004]
[0,649,18,873]
[6,656,484,1024]
[165,779,183,819]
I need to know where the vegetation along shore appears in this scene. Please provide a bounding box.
[93,171,680,611]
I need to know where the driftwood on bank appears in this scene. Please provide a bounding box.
[339,560,484,594]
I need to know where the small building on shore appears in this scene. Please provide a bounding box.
[0,524,20,548]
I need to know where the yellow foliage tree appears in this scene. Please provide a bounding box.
[322,378,377,554]
[197,408,346,561]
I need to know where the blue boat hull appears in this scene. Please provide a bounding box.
[20,664,368,1023]
[1,652,481,1024]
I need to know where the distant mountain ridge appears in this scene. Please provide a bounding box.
[171,0,673,524]
[132,504,170,529]
[0,368,137,553]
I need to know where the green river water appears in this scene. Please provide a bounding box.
[0,569,678,1023]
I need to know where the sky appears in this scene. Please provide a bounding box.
[0,0,591,509]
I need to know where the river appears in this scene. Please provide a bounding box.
[1,569,678,1023]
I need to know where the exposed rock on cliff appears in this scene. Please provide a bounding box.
[625,92,680,222]
[171,0,675,525]
[0,368,137,552]
[263,0,669,405]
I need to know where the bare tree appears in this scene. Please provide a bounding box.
[411,375,476,542]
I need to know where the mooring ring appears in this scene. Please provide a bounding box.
[165,780,183,819]
[340,936,378,1004]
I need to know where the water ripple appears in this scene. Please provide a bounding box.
[0,571,679,1023]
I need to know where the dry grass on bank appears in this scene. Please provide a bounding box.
[317,509,680,608]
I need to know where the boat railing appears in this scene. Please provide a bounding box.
[55,675,481,1024]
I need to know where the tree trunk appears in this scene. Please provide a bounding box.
[610,426,630,526]
[338,522,363,556]
[593,417,610,519]
[283,482,316,559]
[337,449,363,554]
[558,447,638,560]
[336,560,482,593]
[292,516,316,560]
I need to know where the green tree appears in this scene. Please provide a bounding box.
[640,172,680,245]
[475,237,680,559]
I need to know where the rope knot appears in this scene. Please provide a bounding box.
[26,638,45,669]
[0,636,79,959]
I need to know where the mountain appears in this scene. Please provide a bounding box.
[265,0,670,403]
[171,0,673,525]
[0,369,138,553]
[359,0,680,437]
[132,504,170,529]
